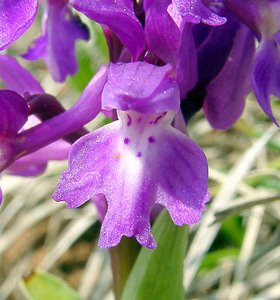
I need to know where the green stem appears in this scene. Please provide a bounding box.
[109,237,141,300]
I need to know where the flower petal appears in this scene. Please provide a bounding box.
[102,62,180,113]
[0,0,38,50]
[203,25,255,129]
[153,127,209,225]
[176,23,198,97]
[0,54,44,94]
[0,90,28,137]
[180,12,239,122]
[23,0,90,82]
[70,0,144,59]
[172,0,226,26]
[7,139,70,176]
[54,113,209,248]
[144,0,181,64]
[252,38,280,125]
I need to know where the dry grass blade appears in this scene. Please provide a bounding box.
[229,205,265,300]
[255,282,280,300]
[0,201,63,254]
[184,126,279,292]
[214,193,280,221]
[78,249,105,299]
[0,257,29,299]
[39,207,97,270]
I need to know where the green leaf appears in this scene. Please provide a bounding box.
[20,271,82,300]
[121,210,188,300]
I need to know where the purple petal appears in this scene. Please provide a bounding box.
[6,163,47,177]
[70,0,144,59]
[22,33,47,60]
[91,194,107,222]
[0,90,28,137]
[196,13,239,87]
[23,0,90,82]
[7,139,70,176]
[176,23,198,97]
[172,0,226,26]
[54,109,209,249]
[203,25,255,129]
[180,11,240,122]
[224,0,266,36]
[252,38,280,125]
[0,0,38,50]
[0,55,44,95]
[144,0,181,64]
[15,65,107,155]
[102,62,180,113]
[154,127,209,225]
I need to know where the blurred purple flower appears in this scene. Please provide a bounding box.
[0,54,44,95]
[23,0,89,82]
[224,0,280,124]
[0,90,29,203]
[0,0,39,50]
[0,57,71,203]
[53,62,209,249]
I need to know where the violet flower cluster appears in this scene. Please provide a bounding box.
[0,0,279,249]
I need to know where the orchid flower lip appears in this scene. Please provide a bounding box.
[53,61,209,249]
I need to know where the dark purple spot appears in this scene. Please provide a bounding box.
[127,114,132,126]
[136,152,142,157]
[148,136,156,143]
[124,138,130,144]
[154,112,167,124]
[149,121,153,124]
[137,117,142,123]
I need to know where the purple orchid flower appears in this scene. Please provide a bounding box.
[0,56,71,202]
[144,0,226,98]
[181,7,255,130]
[23,0,89,82]
[0,91,69,203]
[0,0,39,50]
[53,62,210,249]
[224,0,280,124]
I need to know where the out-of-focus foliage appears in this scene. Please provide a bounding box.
[21,272,82,300]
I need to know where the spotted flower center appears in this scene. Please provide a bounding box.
[116,110,175,160]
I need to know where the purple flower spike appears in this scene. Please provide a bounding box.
[0,0,39,50]
[54,62,209,249]
[23,0,89,82]
[252,37,280,125]
[70,0,145,59]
